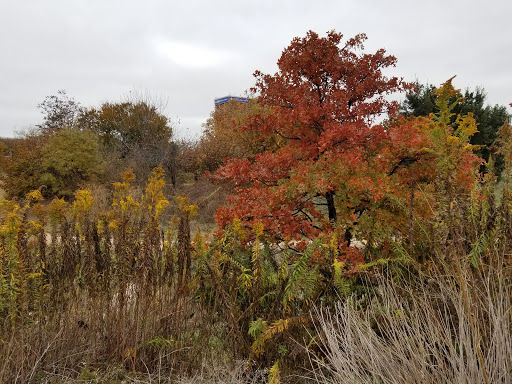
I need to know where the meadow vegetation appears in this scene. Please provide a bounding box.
[0,31,510,383]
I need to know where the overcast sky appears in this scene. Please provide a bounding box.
[1,0,511,139]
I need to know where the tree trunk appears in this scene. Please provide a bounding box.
[325,191,337,222]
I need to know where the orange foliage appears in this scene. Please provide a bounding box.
[198,99,281,172]
[213,31,420,253]
[213,33,484,266]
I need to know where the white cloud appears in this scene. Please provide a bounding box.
[153,38,237,69]
[0,0,511,138]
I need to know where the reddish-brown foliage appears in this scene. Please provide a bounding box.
[213,32,480,265]
[213,31,423,254]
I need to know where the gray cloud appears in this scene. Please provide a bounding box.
[1,0,510,138]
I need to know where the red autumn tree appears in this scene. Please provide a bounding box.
[214,31,427,256]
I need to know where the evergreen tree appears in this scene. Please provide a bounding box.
[401,82,510,170]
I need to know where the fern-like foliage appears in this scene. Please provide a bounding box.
[251,316,310,357]
[226,254,253,293]
[283,240,322,312]
[267,360,281,384]
[467,234,488,268]
[248,317,267,340]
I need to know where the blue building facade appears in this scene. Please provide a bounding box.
[214,96,249,109]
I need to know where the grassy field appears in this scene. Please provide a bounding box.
[0,169,511,383]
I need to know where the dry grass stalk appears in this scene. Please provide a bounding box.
[313,259,512,384]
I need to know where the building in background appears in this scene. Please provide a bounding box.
[214,96,249,109]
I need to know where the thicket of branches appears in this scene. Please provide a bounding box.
[0,121,511,382]
[0,91,178,199]
[0,30,511,383]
